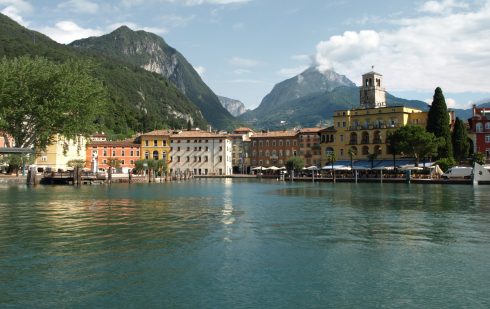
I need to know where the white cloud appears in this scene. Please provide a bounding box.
[419,0,469,14]
[314,1,490,94]
[108,22,167,35]
[38,21,103,44]
[194,65,206,76]
[229,56,261,67]
[58,0,99,14]
[0,0,33,26]
[277,65,309,78]
[315,30,380,73]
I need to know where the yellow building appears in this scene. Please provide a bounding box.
[35,135,87,172]
[320,71,429,165]
[139,130,171,168]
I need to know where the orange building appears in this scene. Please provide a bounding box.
[86,138,141,174]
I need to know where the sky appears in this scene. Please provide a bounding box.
[1,0,490,110]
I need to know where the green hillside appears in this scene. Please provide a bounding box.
[0,13,207,139]
[70,26,237,130]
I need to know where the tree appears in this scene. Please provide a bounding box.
[394,125,441,166]
[0,154,32,176]
[286,157,304,173]
[472,152,485,166]
[426,87,452,158]
[67,159,86,168]
[451,117,469,164]
[386,130,402,169]
[348,147,357,169]
[0,56,108,150]
[367,153,377,169]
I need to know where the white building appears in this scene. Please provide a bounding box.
[169,130,232,176]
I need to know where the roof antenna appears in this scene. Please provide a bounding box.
[371,65,374,71]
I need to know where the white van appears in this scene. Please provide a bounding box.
[441,166,472,179]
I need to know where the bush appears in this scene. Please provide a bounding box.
[437,157,456,172]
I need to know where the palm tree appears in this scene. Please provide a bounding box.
[348,147,357,169]
[367,153,377,169]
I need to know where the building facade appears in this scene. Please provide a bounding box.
[86,139,141,174]
[169,130,232,176]
[34,135,87,171]
[468,105,490,159]
[297,128,322,167]
[250,131,299,167]
[320,70,430,165]
[140,130,172,168]
[230,127,254,174]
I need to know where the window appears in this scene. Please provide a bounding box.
[130,160,134,165]
[486,135,490,143]
[130,149,134,156]
[145,140,149,147]
[121,148,125,156]
[177,147,180,151]
[219,146,223,151]
[177,156,181,162]
[154,140,158,146]
[194,147,198,151]
[103,159,107,164]
[205,146,209,151]
[486,122,490,130]
[186,156,190,162]
[145,151,149,159]
[163,140,167,146]
[121,160,125,165]
[112,150,116,157]
[204,156,208,162]
[187,147,190,151]
[136,150,140,156]
[476,122,483,132]
[219,156,223,162]
[103,147,107,156]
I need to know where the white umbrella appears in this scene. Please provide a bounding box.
[305,166,319,171]
[278,166,286,170]
[399,164,423,171]
[252,166,263,171]
[268,166,280,171]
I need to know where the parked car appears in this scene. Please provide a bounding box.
[441,167,472,179]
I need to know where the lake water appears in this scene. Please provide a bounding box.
[1,179,489,308]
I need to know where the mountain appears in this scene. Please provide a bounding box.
[239,66,471,130]
[218,96,247,117]
[0,13,207,138]
[70,26,237,130]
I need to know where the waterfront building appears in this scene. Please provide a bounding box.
[86,138,141,174]
[250,130,299,167]
[169,130,232,176]
[320,70,430,165]
[468,105,490,159]
[140,130,172,168]
[34,135,87,172]
[297,128,322,167]
[230,127,254,174]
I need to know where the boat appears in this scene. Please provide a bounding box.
[473,163,490,185]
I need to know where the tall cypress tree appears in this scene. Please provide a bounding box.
[427,87,453,158]
[452,117,469,164]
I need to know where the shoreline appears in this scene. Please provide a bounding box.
[0,174,475,186]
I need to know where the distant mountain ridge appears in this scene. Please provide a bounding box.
[239,66,477,130]
[218,96,247,117]
[70,26,237,130]
[0,13,208,137]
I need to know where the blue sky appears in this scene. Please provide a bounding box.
[2,0,490,110]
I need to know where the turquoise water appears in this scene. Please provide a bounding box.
[1,179,489,308]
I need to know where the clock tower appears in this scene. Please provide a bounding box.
[359,68,386,109]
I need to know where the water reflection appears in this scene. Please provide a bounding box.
[1,181,490,308]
